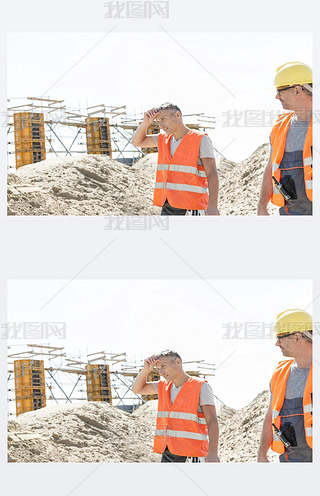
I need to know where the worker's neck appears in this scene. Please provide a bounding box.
[172,372,190,388]
[172,124,190,141]
[294,353,312,369]
[294,107,312,122]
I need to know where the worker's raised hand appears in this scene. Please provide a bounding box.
[143,355,159,373]
[143,108,159,126]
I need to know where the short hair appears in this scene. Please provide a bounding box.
[301,330,313,343]
[157,102,182,114]
[302,83,313,97]
[157,349,182,362]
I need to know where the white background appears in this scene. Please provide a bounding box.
[1,0,319,494]
[7,279,313,410]
[6,31,312,163]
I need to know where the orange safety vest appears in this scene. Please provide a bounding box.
[270,112,313,206]
[271,359,313,454]
[153,130,209,210]
[153,377,209,457]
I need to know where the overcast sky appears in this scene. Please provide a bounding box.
[8,279,312,410]
[7,32,312,163]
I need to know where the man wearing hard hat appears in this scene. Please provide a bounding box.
[257,309,313,462]
[258,62,313,215]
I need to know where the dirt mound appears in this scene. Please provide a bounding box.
[7,146,277,216]
[8,392,278,463]
[7,154,161,216]
[8,401,161,463]
[218,391,278,463]
[217,144,278,216]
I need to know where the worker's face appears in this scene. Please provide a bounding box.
[156,110,180,135]
[156,357,180,382]
[275,85,301,110]
[275,332,300,356]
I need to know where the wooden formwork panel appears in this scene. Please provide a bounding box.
[13,112,46,169]
[86,364,112,404]
[14,360,46,416]
[86,117,112,157]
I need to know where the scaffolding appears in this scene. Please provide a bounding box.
[7,344,216,417]
[7,97,216,169]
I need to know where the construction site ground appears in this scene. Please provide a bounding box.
[8,391,278,463]
[7,145,278,216]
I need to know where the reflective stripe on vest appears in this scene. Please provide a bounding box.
[157,410,207,424]
[154,182,208,194]
[270,359,313,454]
[154,429,208,441]
[153,377,209,458]
[153,130,209,210]
[157,163,207,177]
[272,410,280,421]
[270,112,313,206]
[304,403,312,414]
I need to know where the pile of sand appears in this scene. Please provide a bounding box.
[8,401,161,463]
[7,147,277,216]
[218,391,278,463]
[7,154,161,216]
[8,391,278,463]
[217,144,278,216]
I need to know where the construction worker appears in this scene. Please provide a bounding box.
[258,62,312,215]
[132,103,219,215]
[257,309,313,463]
[132,350,219,462]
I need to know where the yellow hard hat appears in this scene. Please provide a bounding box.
[274,62,312,88]
[274,308,313,336]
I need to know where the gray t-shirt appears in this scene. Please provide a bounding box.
[152,133,215,166]
[270,114,312,215]
[152,380,215,413]
[269,361,310,400]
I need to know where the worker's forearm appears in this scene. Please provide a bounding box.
[132,122,149,147]
[132,368,149,394]
[258,178,272,209]
[207,417,219,454]
[258,162,273,211]
[257,415,273,457]
[207,169,219,208]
